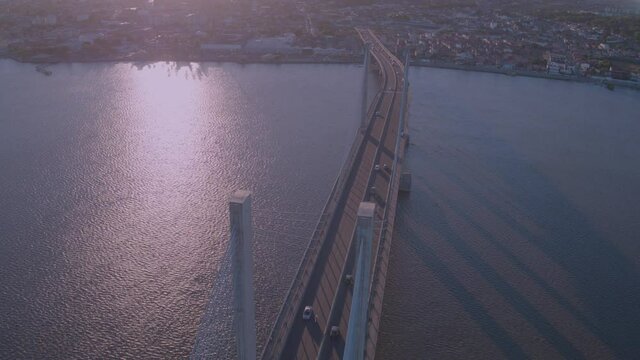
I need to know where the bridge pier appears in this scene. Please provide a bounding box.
[229,190,257,360]
[344,202,376,360]
[399,172,412,192]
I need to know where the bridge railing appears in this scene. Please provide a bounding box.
[260,49,387,359]
[363,124,406,360]
[363,33,409,360]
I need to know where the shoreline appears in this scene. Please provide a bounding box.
[4,54,638,91]
[411,61,640,90]
[0,53,361,66]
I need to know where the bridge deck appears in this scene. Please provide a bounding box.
[261,29,407,360]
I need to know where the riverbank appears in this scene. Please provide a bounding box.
[0,53,361,66]
[5,54,638,91]
[411,61,640,91]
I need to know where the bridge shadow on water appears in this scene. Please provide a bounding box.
[481,141,640,357]
[190,245,236,359]
[397,203,527,358]
[378,136,640,358]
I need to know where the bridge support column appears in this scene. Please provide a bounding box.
[360,43,371,132]
[344,202,375,360]
[400,172,412,192]
[229,190,256,360]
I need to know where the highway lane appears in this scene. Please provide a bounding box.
[263,29,406,360]
[317,30,405,359]
[280,57,395,360]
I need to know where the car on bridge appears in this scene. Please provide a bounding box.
[330,326,340,338]
[302,306,313,320]
[345,274,354,286]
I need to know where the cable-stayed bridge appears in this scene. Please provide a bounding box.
[193,29,410,360]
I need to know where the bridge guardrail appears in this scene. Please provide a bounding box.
[364,129,405,358]
[362,32,408,360]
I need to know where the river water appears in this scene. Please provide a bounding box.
[0,60,361,358]
[376,67,640,359]
[1,60,640,359]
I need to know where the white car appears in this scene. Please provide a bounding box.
[345,274,354,286]
[330,326,340,338]
[303,306,313,320]
[374,164,380,171]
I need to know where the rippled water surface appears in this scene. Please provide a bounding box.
[4,61,640,359]
[377,67,640,359]
[0,60,361,358]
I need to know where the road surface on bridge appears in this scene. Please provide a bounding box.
[261,29,406,360]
